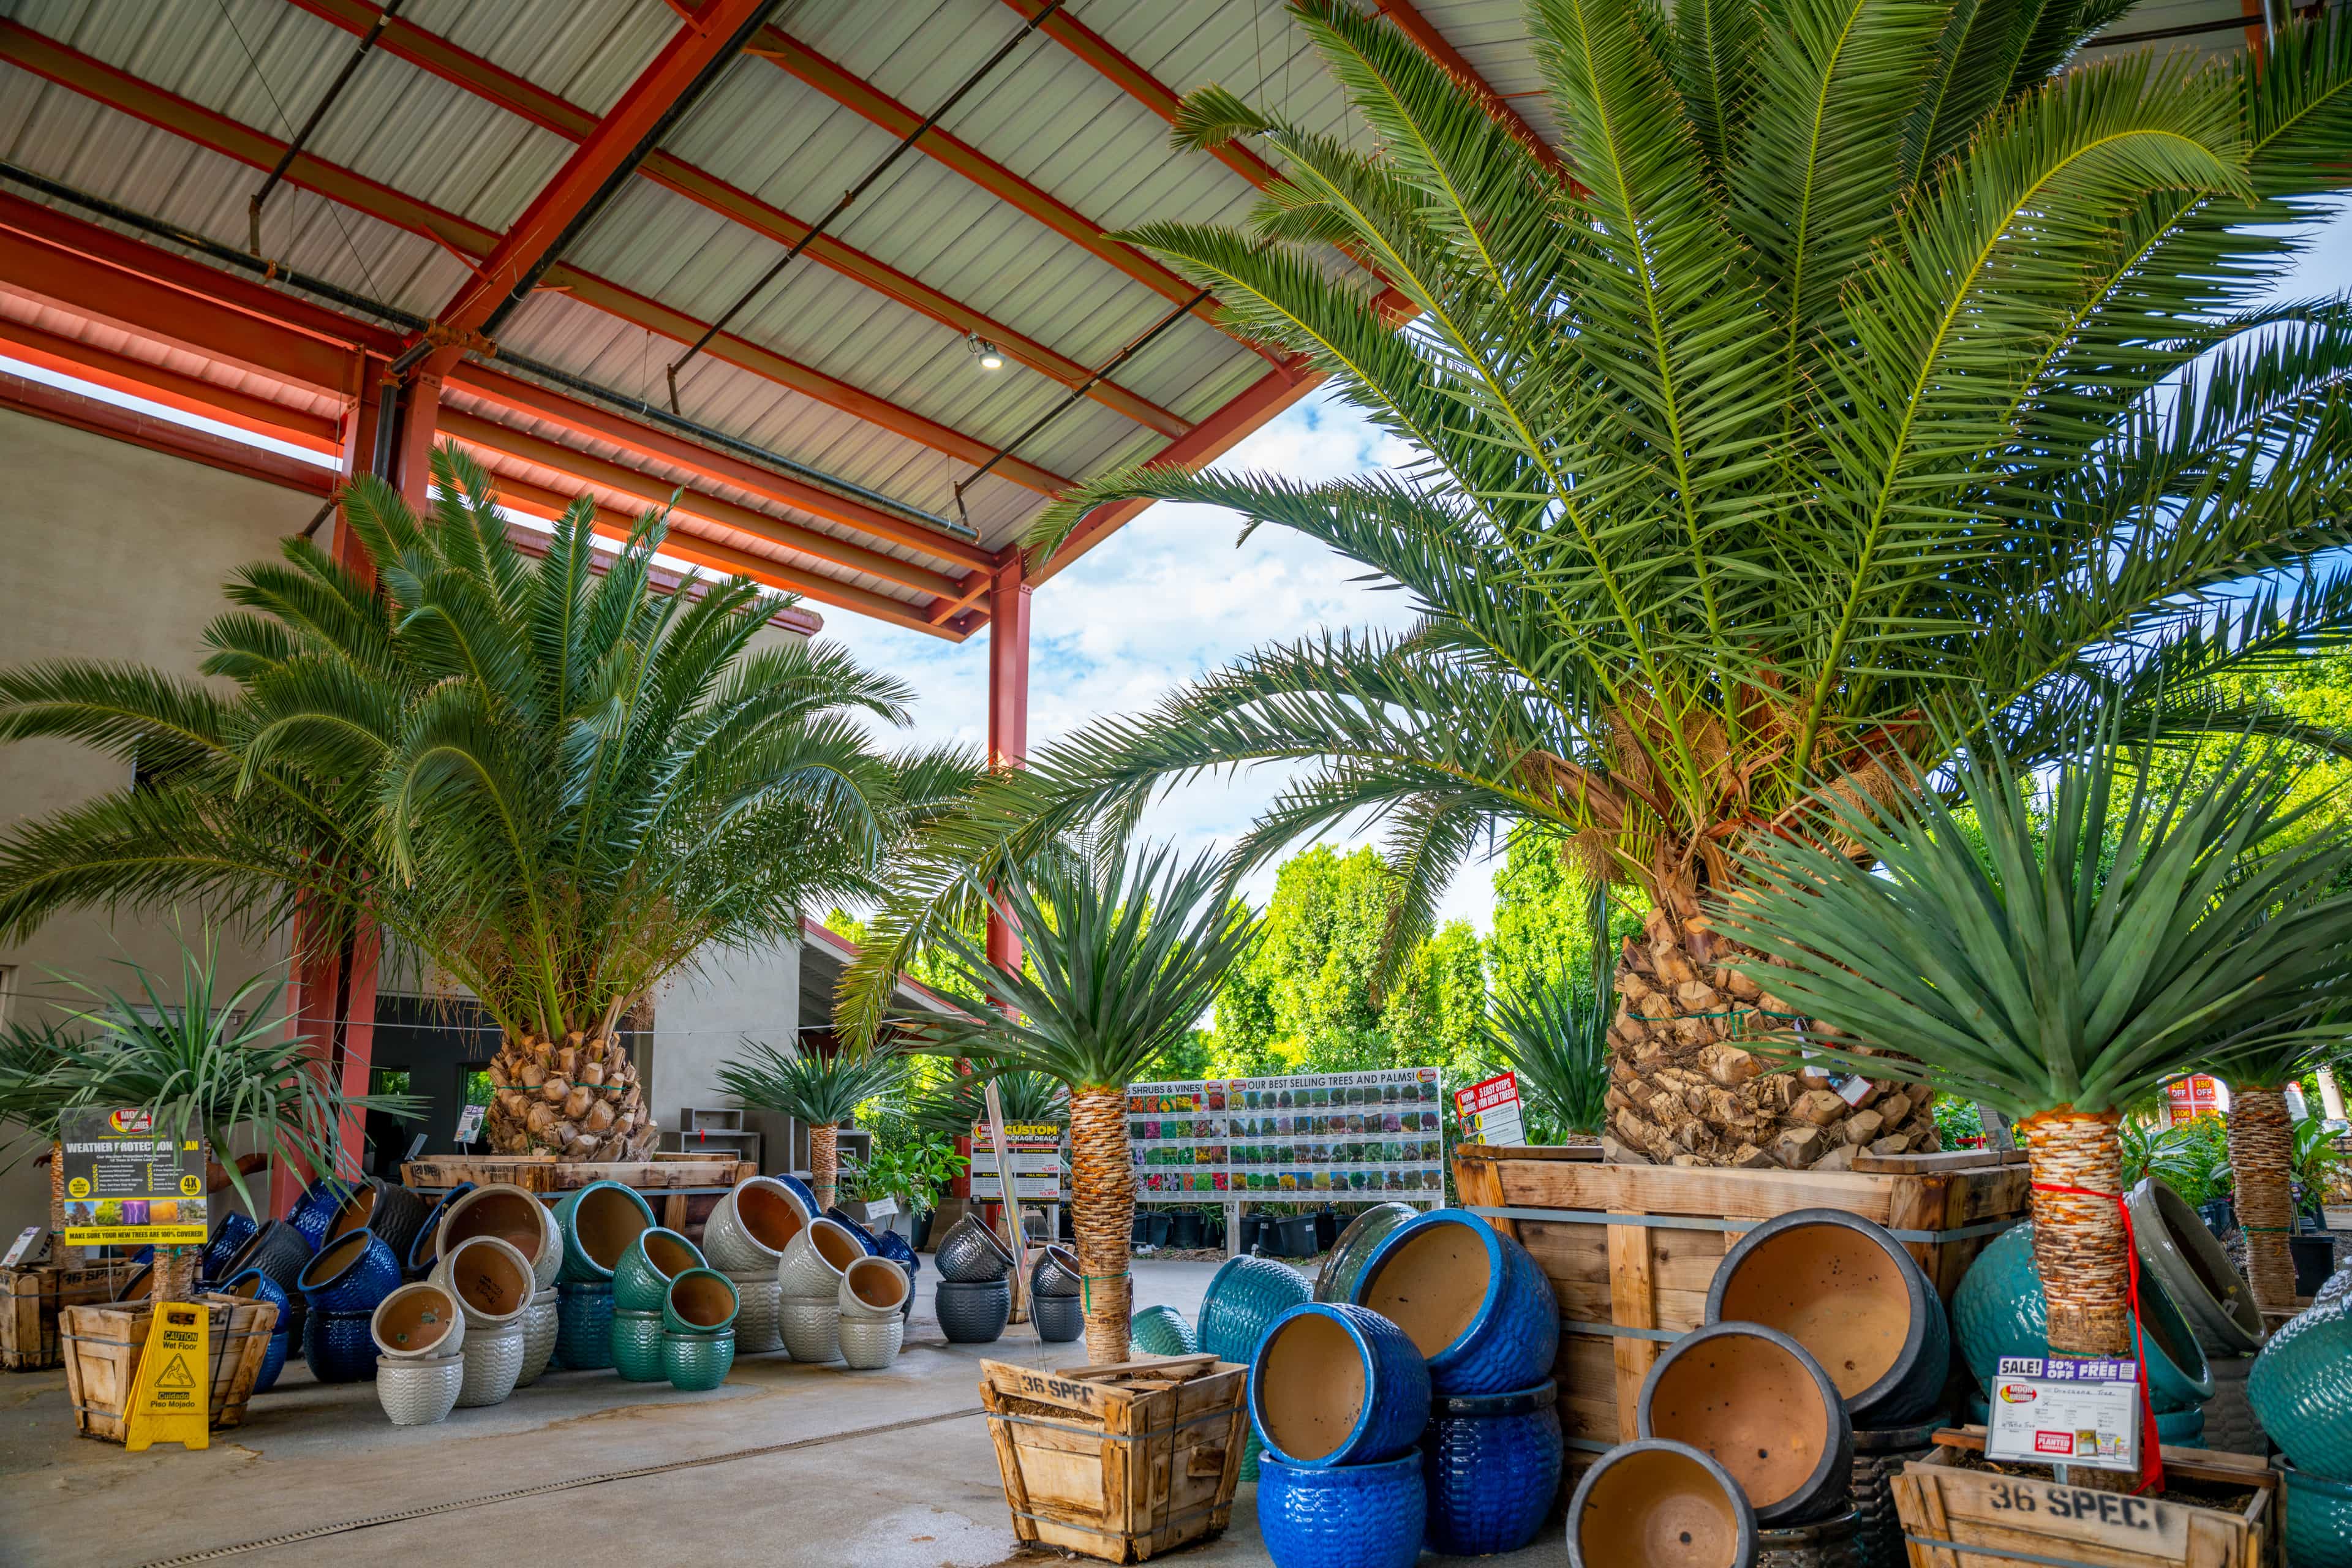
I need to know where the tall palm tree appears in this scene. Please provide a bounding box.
[897,842,1261,1362]
[2199,1030,2340,1310]
[717,1040,907,1211]
[839,2,2352,1170]
[0,447,975,1160]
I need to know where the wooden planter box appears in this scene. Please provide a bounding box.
[401,1152,756,1194]
[1453,1144,2031,1452]
[978,1352,1248,1564]
[59,1292,277,1442]
[1,1261,143,1372]
[1893,1431,2274,1567]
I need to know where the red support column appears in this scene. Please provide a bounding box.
[984,552,1031,976]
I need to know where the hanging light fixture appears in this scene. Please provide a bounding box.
[966,333,1005,371]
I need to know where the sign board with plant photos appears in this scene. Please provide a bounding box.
[59,1107,206,1248]
[1127,1068,1445,1202]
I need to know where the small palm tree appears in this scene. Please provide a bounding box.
[911,1065,1069,1137]
[898,842,1260,1362]
[2200,1028,2341,1308]
[717,1041,906,1211]
[1715,725,2352,1384]
[1488,886,1613,1144]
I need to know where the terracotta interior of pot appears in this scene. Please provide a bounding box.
[447,1189,545,1265]
[574,1187,652,1270]
[222,1235,263,1278]
[448,1238,528,1316]
[305,1229,371,1288]
[846,1257,908,1311]
[641,1229,700,1282]
[736,1182,805,1252]
[1717,1223,1908,1400]
[1645,1331,1829,1511]
[812,1220,864,1272]
[1256,1312,1368,1461]
[115,1264,152,1301]
[670,1271,737,1329]
[1577,1448,1743,1568]
[325,1185,379,1242]
[225,1273,262,1302]
[377,1286,456,1352]
[1359,1224,1486,1359]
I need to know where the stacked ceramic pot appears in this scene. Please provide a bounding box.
[371,1281,465,1425]
[286,1177,358,1253]
[612,1227,706,1382]
[874,1226,921,1324]
[1251,1303,1434,1568]
[298,1227,404,1383]
[2127,1178,2269,1457]
[433,1234,533,1408]
[323,1177,432,1272]
[932,1215,1015,1346]
[219,1266,294,1394]
[778,1216,867,1362]
[839,1255,911,1369]
[703,1177,809,1359]
[1203,1253,1314,1480]
[404,1182,475,1283]
[662,1268,739,1391]
[200,1211,257,1287]
[2250,1267,2352,1567]
[550,1181,657,1371]
[1028,1245,1083,1344]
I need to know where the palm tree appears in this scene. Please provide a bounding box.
[0,447,975,1161]
[716,1040,907,1211]
[1711,723,2352,1392]
[910,1064,1069,1137]
[2198,1030,2340,1310]
[896,842,1260,1362]
[839,1,2352,1170]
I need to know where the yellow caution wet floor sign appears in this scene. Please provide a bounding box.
[124,1302,208,1452]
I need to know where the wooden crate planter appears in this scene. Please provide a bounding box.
[1453,1144,2031,1452]
[1893,1431,2274,1567]
[978,1352,1248,1564]
[1,1260,142,1371]
[401,1152,756,1193]
[59,1292,277,1442]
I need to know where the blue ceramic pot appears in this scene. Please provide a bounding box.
[1953,1224,2213,1414]
[202,1212,257,1284]
[874,1227,917,1273]
[775,1173,819,1216]
[302,1306,379,1382]
[222,1266,293,1394]
[253,1326,291,1395]
[1250,1303,1430,1467]
[824,1207,883,1254]
[1419,1381,1562,1556]
[287,1178,356,1253]
[2248,1273,2352,1480]
[556,1281,617,1370]
[298,1228,402,1316]
[406,1182,475,1279]
[552,1181,657,1286]
[1257,1453,1425,1568]
[1351,1208,1559,1396]
[1199,1254,1311,1363]
[2280,1460,2352,1567]
[1131,1303,1199,1357]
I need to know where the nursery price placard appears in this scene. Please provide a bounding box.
[1985,1357,2141,1474]
[1125,1067,1445,1203]
[969,1123,1063,1202]
[58,1107,208,1247]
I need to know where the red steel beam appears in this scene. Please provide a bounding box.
[0,364,335,497]
[280,0,1187,439]
[1368,1,1571,181]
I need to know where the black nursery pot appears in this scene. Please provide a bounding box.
[1171,1211,1205,1250]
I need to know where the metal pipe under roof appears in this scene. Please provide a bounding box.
[247,0,410,257]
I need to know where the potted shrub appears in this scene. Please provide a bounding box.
[717,1042,905,1212]
[1487,891,1612,1146]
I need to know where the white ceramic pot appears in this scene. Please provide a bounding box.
[437,1184,563,1291]
[837,1255,910,1321]
[837,1313,904,1371]
[778,1297,840,1363]
[778,1217,864,1302]
[455,1321,526,1408]
[728,1270,783,1355]
[371,1280,465,1360]
[514,1287,559,1387]
[701,1177,810,1274]
[375,1351,464,1425]
[432,1235,535,1330]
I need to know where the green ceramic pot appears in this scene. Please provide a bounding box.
[2279,1460,2352,1567]
[612,1309,666,1382]
[1953,1223,2212,1413]
[1131,1303,1199,1357]
[612,1227,705,1314]
[662,1267,740,1335]
[552,1180,657,1285]
[664,1328,736,1392]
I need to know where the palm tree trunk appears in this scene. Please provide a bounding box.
[810,1123,840,1213]
[484,1029,647,1161]
[1069,1085,1135,1364]
[2020,1107,2135,1490]
[151,1249,198,1304]
[2225,1085,2296,1312]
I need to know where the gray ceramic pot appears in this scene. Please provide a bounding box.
[455,1321,524,1408]
[1030,1244,1082,1298]
[838,1313,905,1370]
[438,1184,562,1291]
[936,1278,1012,1344]
[2129,1177,2263,1355]
[933,1215,1015,1283]
[514,1287,559,1387]
[1033,1291,1083,1343]
[728,1270,783,1355]
[778,1297,839,1363]
[375,1351,464,1427]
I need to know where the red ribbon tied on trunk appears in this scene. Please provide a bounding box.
[2030,1180,2165,1497]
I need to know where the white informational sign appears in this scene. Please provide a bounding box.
[1454,1072,1526,1148]
[969,1124,1063,1202]
[452,1103,485,1145]
[1985,1357,2141,1473]
[1127,1068,1446,1203]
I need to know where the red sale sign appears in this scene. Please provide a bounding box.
[1454,1072,1525,1148]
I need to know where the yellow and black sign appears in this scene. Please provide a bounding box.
[123,1302,209,1452]
[58,1107,207,1247]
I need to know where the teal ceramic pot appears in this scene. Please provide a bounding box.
[2279,1460,2352,1567]
[663,1328,735,1392]
[2248,1270,2352,1480]
[612,1308,666,1382]
[2154,1406,2205,1448]
[1313,1202,1415,1305]
[555,1281,615,1370]
[612,1227,705,1314]
[1953,1224,2213,1413]
[552,1181,657,1285]
[1198,1255,1311,1363]
[1131,1303,1198,1357]
[662,1267,740,1335]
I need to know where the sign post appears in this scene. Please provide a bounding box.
[58,1107,206,1250]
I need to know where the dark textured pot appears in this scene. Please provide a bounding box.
[1131,1303,1199,1357]
[224,1220,311,1351]
[1171,1210,1205,1249]
[1033,1291,1083,1343]
[552,1180,657,1286]
[663,1327,736,1392]
[1250,1303,1431,1468]
[221,1267,293,1394]
[326,1178,430,1268]
[612,1308,666,1381]
[1756,1506,1865,1568]
[2293,1235,2338,1297]
[1954,1223,2214,1413]
[935,1278,1012,1343]
[2248,1273,2352,1480]
[1314,1203,1415,1305]
[2279,1459,2352,1568]
[934,1214,1016,1283]
[1199,1254,1312,1363]
[1351,1208,1558,1396]
[556,1281,616,1369]
[1030,1244,1081,1299]
[1419,1381,1562,1556]
[2128,1178,2262,1355]
[1257,1452,1425,1568]
[1638,1321,1854,1527]
[299,1227,402,1316]
[405,1182,475,1280]
[1707,1208,1950,1427]
[1848,1423,1939,1568]
[201,1212,257,1284]
[1567,1438,1759,1568]
[611,1227,706,1316]
[302,1306,380,1382]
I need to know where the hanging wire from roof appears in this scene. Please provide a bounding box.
[246,0,410,257]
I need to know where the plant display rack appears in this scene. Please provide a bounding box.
[1,1258,143,1372]
[1453,1144,2030,1453]
[402,1152,756,1233]
[59,1292,278,1441]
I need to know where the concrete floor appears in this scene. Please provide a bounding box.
[0,1261,1571,1568]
